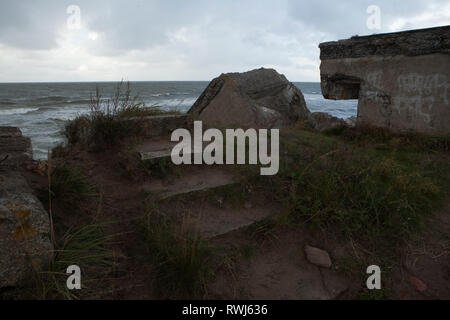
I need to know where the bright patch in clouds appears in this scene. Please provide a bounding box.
[88,32,100,41]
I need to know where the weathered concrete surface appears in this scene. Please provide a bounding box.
[141,166,237,200]
[188,68,311,129]
[319,26,450,134]
[0,127,52,288]
[136,137,203,162]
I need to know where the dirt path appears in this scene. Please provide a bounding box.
[391,200,450,299]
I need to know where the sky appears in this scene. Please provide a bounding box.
[0,0,448,82]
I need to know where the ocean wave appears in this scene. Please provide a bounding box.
[157,97,196,105]
[67,99,91,105]
[0,107,40,115]
[0,100,17,106]
[150,92,173,97]
[34,95,67,102]
[49,114,79,122]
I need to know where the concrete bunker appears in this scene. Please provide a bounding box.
[319,26,450,134]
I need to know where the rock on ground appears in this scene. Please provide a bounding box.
[310,112,348,132]
[0,127,52,288]
[304,245,332,268]
[188,68,311,129]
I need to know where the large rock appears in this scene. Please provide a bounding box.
[310,112,348,132]
[0,127,33,167]
[188,68,311,128]
[319,26,450,134]
[0,127,52,288]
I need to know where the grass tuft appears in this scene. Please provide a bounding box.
[50,164,97,209]
[1,223,115,300]
[141,210,212,299]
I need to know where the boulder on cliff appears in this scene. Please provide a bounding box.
[0,127,33,167]
[188,68,311,129]
[0,127,52,288]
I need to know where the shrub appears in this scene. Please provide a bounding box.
[65,81,178,150]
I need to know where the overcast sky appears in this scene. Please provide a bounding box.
[0,0,448,82]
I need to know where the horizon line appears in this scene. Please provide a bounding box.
[0,79,320,84]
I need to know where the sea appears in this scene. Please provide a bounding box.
[0,82,357,160]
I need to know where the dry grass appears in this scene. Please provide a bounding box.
[65,81,180,150]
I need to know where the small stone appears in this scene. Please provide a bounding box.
[345,116,357,127]
[216,196,224,207]
[244,202,253,209]
[410,275,427,292]
[304,245,332,268]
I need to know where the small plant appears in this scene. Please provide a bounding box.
[141,211,212,299]
[50,164,97,209]
[141,157,175,179]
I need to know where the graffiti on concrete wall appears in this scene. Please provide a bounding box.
[361,72,449,128]
[397,73,448,104]
[360,71,392,119]
[391,73,449,126]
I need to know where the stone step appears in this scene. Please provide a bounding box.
[136,133,279,239]
[137,138,175,162]
[136,136,205,163]
[182,202,278,239]
[141,166,237,200]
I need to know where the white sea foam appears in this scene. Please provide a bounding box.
[0,107,40,115]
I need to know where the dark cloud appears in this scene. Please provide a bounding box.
[0,0,447,81]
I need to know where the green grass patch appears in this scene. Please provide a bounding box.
[243,127,450,252]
